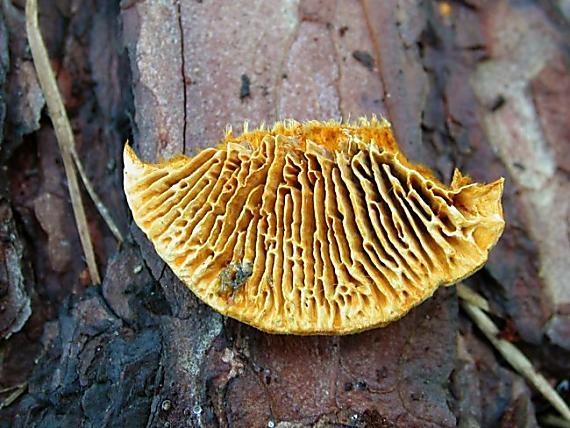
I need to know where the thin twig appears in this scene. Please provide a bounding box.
[0,382,27,410]
[26,0,100,283]
[457,283,491,313]
[69,145,124,243]
[459,285,570,422]
[0,384,23,394]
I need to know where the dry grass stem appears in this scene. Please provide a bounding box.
[0,383,27,410]
[69,145,124,243]
[0,384,23,394]
[457,283,491,313]
[459,286,570,422]
[26,0,100,283]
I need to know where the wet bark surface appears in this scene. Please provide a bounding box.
[0,1,568,427]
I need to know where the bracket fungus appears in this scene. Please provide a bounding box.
[124,118,504,335]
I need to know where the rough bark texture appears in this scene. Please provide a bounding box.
[0,0,568,427]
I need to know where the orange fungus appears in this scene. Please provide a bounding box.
[124,118,504,334]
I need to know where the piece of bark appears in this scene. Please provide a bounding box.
[406,0,555,354]
[0,198,30,340]
[5,0,131,303]
[11,285,160,428]
[120,0,568,425]
[122,1,458,426]
[471,1,570,350]
[453,326,539,428]
[0,1,44,157]
[0,12,20,339]
[0,0,131,422]
[530,54,570,351]
[361,1,431,166]
[0,8,8,151]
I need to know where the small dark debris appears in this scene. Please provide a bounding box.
[352,50,374,71]
[491,95,506,112]
[281,73,288,79]
[355,381,367,391]
[344,382,353,391]
[219,262,253,294]
[360,410,394,428]
[339,26,349,37]
[498,318,520,342]
[513,162,526,171]
[410,392,422,401]
[465,44,486,52]
[240,74,251,100]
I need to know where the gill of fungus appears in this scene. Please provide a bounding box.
[123,117,505,335]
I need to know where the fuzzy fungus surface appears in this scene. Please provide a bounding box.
[124,118,504,334]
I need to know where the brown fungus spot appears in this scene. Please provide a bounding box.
[218,261,253,295]
[123,117,505,335]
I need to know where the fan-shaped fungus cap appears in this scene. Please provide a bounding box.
[124,118,504,335]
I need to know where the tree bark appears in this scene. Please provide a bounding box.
[1,0,568,427]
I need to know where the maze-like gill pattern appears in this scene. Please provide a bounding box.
[124,118,504,334]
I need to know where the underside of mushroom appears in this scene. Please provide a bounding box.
[124,118,504,335]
